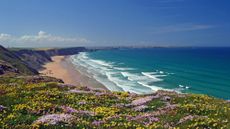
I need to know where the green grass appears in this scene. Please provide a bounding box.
[146,99,165,111]
[0,76,229,129]
[0,46,37,75]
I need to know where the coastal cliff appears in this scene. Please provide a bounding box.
[0,45,229,128]
[0,45,38,75]
[0,45,88,74]
[13,47,87,70]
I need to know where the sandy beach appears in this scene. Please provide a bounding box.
[39,56,107,90]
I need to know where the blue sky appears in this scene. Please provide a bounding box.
[0,0,230,47]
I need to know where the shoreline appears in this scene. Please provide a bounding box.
[39,56,108,90]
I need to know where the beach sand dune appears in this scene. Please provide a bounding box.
[39,56,107,90]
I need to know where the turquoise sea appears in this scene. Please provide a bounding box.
[70,47,230,99]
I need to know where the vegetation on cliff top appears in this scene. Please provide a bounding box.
[0,45,38,75]
[0,45,87,74]
[0,76,229,129]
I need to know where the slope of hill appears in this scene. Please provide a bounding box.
[0,60,19,75]
[0,76,229,128]
[13,49,52,70]
[0,45,229,128]
[13,47,87,70]
[0,45,38,75]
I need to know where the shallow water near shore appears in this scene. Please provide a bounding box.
[39,56,107,90]
[70,47,230,99]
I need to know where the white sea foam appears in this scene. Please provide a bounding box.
[93,75,123,91]
[91,59,113,67]
[70,52,170,94]
[159,71,164,74]
[179,85,184,88]
[105,72,150,93]
[121,72,139,80]
[137,81,162,91]
[141,72,163,82]
[114,67,135,71]
[178,84,190,89]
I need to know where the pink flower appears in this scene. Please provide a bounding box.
[133,105,148,111]
[92,120,105,126]
[78,101,87,105]
[127,114,159,125]
[61,106,94,116]
[95,92,106,96]
[34,114,75,125]
[131,95,159,106]
[61,106,77,113]
[69,89,94,94]
[76,110,95,116]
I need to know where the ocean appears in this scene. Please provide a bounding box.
[70,47,230,99]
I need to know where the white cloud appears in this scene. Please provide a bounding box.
[0,33,12,41]
[0,31,91,47]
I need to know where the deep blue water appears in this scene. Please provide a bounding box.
[70,47,230,99]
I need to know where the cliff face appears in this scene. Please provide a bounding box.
[0,61,19,75]
[13,47,87,70]
[0,45,38,75]
[13,50,52,70]
[44,47,87,56]
[0,45,88,75]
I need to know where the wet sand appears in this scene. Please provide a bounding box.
[39,56,107,90]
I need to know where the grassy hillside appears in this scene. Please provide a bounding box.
[12,47,87,70]
[0,45,38,75]
[13,49,52,70]
[0,76,229,129]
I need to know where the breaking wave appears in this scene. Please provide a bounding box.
[69,52,170,94]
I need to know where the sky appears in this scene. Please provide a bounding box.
[0,0,230,47]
